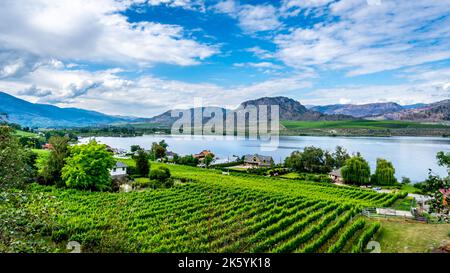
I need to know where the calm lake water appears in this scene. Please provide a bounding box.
[79,135,450,182]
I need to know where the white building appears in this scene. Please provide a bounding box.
[110,162,128,177]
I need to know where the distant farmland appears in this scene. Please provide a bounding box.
[281,120,450,137]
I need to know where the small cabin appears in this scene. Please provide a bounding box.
[329,168,343,183]
[166,151,177,161]
[243,154,274,168]
[193,150,214,160]
[111,162,128,177]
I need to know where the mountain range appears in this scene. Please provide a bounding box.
[146,97,353,128]
[1,91,449,128]
[309,102,429,118]
[0,92,143,128]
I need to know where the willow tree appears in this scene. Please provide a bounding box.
[341,156,371,185]
[41,136,70,186]
[371,158,397,185]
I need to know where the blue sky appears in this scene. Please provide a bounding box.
[0,0,449,116]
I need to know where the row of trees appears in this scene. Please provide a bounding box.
[38,136,116,191]
[341,157,397,186]
[284,146,351,174]
[0,126,115,191]
[284,146,398,186]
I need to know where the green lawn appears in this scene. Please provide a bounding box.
[14,130,39,137]
[32,149,50,157]
[371,218,450,253]
[281,120,450,130]
[391,197,416,211]
[279,172,301,179]
[399,184,423,194]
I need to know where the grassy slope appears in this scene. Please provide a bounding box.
[14,130,39,137]
[371,218,450,253]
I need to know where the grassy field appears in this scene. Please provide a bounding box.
[32,149,50,157]
[2,161,405,253]
[371,218,450,253]
[282,120,450,130]
[14,130,39,137]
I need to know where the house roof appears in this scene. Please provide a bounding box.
[329,169,342,177]
[194,150,213,158]
[115,162,128,168]
[244,154,273,163]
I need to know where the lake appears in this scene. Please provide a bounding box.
[79,135,450,182]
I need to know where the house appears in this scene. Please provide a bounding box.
[329,168,343,183]
[42,143,53,150]
[243,154,274,168]
[193,150,214,160]
[212,155,241,165]
[110,162,128,177]
[166,151,177,161]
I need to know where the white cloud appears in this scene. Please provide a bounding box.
[0,64,314,116]
[237,4,282,33]
[212,0,238,14]
[213,1,281,33]
[301,82,450,106]
[0,0,217,68]
[245,47,275,60]
[275,0,450,76]
[233,62,283,70]
[147,0,205,11]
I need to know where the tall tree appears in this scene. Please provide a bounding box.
[158,140,168,149]
[371,158,397,185]
[422,152,450,215]
[284,146,333,173]
[130,145,141,153]
[0,126,31,189]
[341,156,371,185]
[333,146,351,168]
[135,149,150,177]
[204,154,214,167]
[62,140,116,191]
[42,136,70,186]
[437,151,450,174]
[151,142,166,159]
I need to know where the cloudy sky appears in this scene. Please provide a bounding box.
[0,0,449,117]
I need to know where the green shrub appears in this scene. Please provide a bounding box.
[148,166,173,188]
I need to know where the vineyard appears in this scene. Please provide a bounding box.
[5,163,403,253]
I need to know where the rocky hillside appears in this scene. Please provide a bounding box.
[381,100,450,122]
[311,102,404,118]
[238,97,352,121]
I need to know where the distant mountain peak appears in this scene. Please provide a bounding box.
[312,102,405,118]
